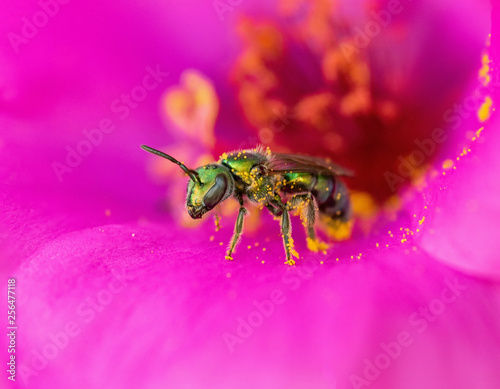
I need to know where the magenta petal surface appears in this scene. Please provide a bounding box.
[8,221,500,389]
[417,114,500,279]
[415,5,500,279]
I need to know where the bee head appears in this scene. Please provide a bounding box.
[186,164,234,219]
[141,145,236,220]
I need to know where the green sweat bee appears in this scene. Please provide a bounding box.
[141,145,353,265]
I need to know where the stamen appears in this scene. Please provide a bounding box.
[161,70,218,148]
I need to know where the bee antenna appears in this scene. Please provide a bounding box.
[141,145,202,184]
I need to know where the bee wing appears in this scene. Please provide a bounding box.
[266,153,354,177]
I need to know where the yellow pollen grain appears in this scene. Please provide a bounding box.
[479,53,491,85]
[442,159,454,170]
[336,258,339,261]
[254,242,259,247]
[376,243,379,247]
[219,242,224,245]
[419,217,425,225]
[261,260,265,264]
[478,97,492,122]
[210,235,214,241]
[320,261,324,265]
[263,247,266,251]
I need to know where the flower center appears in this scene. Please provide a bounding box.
[228,0,481,207]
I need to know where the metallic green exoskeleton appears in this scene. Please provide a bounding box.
[141,145,353,265]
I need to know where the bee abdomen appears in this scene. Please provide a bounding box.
[312,175,351,222]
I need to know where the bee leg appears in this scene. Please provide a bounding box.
[265,203,283,217]
[280,208,299,266]
[214,213,221,232]
[266,195,299,265]
[289,194,329,253]
[225,206,247,261]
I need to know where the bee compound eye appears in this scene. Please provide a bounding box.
[203,174,228,210]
